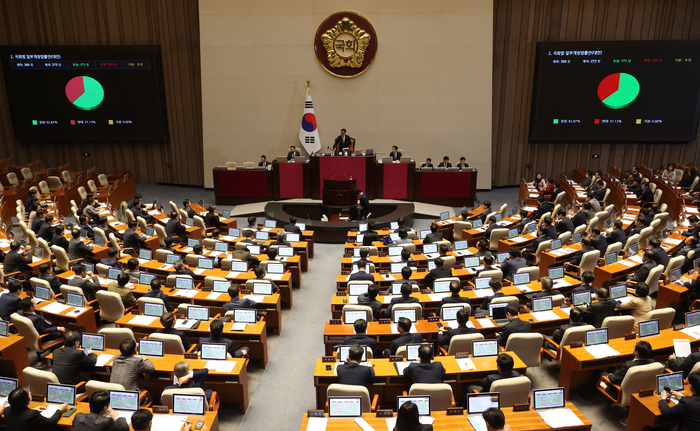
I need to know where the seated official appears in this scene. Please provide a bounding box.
[400,249,418,268]
[100,248,122,269]
[581,287,615,328]
[682,215,700,237]
[532,195,552,221]
[199,318,249,358]
[343,319,377,357]
[287,145,300,161]
[568,237,595,268]
[420,158,433,169]
[639,181,654,205]
[474,239,493,259]
[530,276,561,303]
[627,216,646,238]
[143,279,174,312]
[404,344,445,384]
[437,281,471,317]
[482,408,511,431]
[594,180,606,202]
[589,227,608,256]
[424,257,452,287]
[123,221,147,253]
[361,221,379,245]
[77,215,96,239]
[72,390,129,431]
[3,386,68,429]
[658,371,700,431]
[384,282,419,318]
[270,231,291,247]
[349,259,374,281]
[496,305,531,347]
[524,226,549,265]
[240,229,257,244]
[456,156,469,169]
[395,401,433,431]
[423,222,443,244]
[51,223,70,251]
[110,339,155,392]
[284,216,302,234]
[476,280,506,313]
[541,215,557,240]
[68,228,94,261]
[25,188,40,213]
[620,282,652,324]
[582,201,595,221]
[648,238,670,269]
[548,181,564,203]
[540,179,555,199]
[569,271,597,298]
[165,361,213,403]
[258,155,271,168]
[132,409,169,431]
[182,199,197,219]
[383,317,424,357]
[204,205,220,228]
[587,191,602,213]
[544,307,585,350]
[397,266,419,287]
[68,264,100,302]
[606,220,626,246]
[0,281,23,321]
[475,255,496,278]
[173,259,196,278]
[593,341,655,399]
[477,200,493,223]
[223,284,257,313]
[501,247,526,281]
[438,309,477,348]
[571,202,587,227]
[156,312,191,351]
[108,273,137,308]
[554,209,574,234]
[37,215,55,242]
[466,353,521,393]
[123,257,141,280]
[18,298,65,349]
[160,236,178,254]
[394,227,412,245]
[676,236,700,273]
[390,145,402,161]
[52,330,97,389]
[337,344,376,387]
[358,283,382,320]
[254,265,279,293]
[667,352,700,378]
[31,209,46,233]
[515,209,533,235]
[4,241,34,280]
[165,212,187,243]
[437,156,451,168]
[244,216,258,230]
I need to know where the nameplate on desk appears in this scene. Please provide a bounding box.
[418,268,426,273]
[329,319,342,325]
[455,265,464,270]
[456,353,470,359]
[341,271,350,275]
[421,289,431,294]
[184,353,198,359]
[343,254,351,258]
[152,405,169,414]
[31,394,44,402]
[673,324,685,331]
[446,407,464,416]
[175,314,185,319]
[625,333,636,340]
[413,251,421,255]
[638,388,654,397]
[131,310,141,315]
[322,356,336,363]
[241,289,251,294]
[512,403,530,412]
[164,283,174,289]
[379,291,390,296]
[376,409,393,417]
[379,318,391,324]
[465,286,473,291]
[518,308,528,314]
[428,317,440,322]
[389,356,403,362]
[336,291,346,296]
[380,270,388,275]
[570,341,583,348]
[201,287,211,292]
[308,410,325,418]
[475,314,486,319]
[378,253,387,258]
[219,317,231,322]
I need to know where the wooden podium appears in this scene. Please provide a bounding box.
[322,179,356,206]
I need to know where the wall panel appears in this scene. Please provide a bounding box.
[0,0,203,186]
[494,0,700,186]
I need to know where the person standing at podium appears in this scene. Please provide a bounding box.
[333,128,352,154]
[390,146,402,161]
[286,146,300,161]
[356,189,371,220]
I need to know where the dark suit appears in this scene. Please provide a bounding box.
[333,135,352,152]
[609,358,656,385]
[570,246,596,266]
[0,293,21,320]
[21,311,61,338]
[594,188,606,201]
[72,412,129,431]
[548,188,563,203]
[184,207,197,219]
[343,334,377,357]
[679,174,697,188]
[572,283,597,295]
[423,232,443,244]
[437,296,472,317]
[384,296,420,318]
[349,270,374,281]
[582,299,616,328]
[437,323,478,347]
[166,218,187,242]
[123,229,147,252]
[501,257,526,281]
[68,275,100,302]
[572,211,587,228]
[258,161,271,167]
[199,335,248,358]
[404,361,445,383]
[479,208,493,224]
[52,347,97,385]
[591,235,608,256]
[659,394,700,431]
[478,292,506,312]
[682,225,700,238]
[420,163,433,169]
[497,317,532,347]
[516,217,533,234]
[164,368,213,402]
[358,193,371,218]
[456,162,469,169]
[4,405,63,429]
[37,273,61,294]
[338,361,375,386]
[205,212,220,228]
[545,225,558,240]
[607,229,626,246]
[629,260,657,282]
[51,233,69,250]
[25,196,39,213]
[68,238,92,260]
[533,201,552,221]
[627,225,645,237]
[223,296,257,313]
[532,289,561,300]
[99,257,122,269]
[525,234,549,255]
[639,188,654,205]
[556,217,574,234]
[361,230,379,246]
[143,289,174,312]
[4,250,33,277]
[424,266,452,287]
[550,321,587,345]
[287,150,301,160]
[652,247,670,268]
[36,222,54,242]
[31,216,43,233]
[358,293,382,320]
[478,370,521,392]
[78,223,95,239]
[385,332,424,356]
[437,162,452,168]
[156,327,190,350]
[390,151,403,161]
[284,224,302,234]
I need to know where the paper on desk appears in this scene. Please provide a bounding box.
[476,318,495,328]
[194,268,207,275]
[97,277,112,285]
[584,344,620,359]
[266,273,284,281]
[664,238,682,245]
[618,296,633,304]
[428,293,451,301]
[175,319,199,330]
[457,357,477,371]
[40,302,71,314]
[115,410,134,424]
[538,408,584,428]
[618,260,636,267]
[383,295,394,304]
[174,289,198,298]
[560,307,572,315]
[394,362,411,375]
[519,286,534,293]
[230,322,247,331]
[523,206,537,211]
[390,324,417,334]
[244,294,265,303]
[354,417,376,431]
[681,327,700,339]
[205,360,235,373]
[553,279,572,288]
[305,417,328,431]
[686,207,699,214]
[95,354,115,367]
[530,311,560,321]
[206,292,222,300]
[386,418,398,430]
[468,416,488,431]
[226,271,242,278]
[129,315,158,325]
[151,414,189,431]
[382,274,396,282]
[32,256,43,263]
[529,193,540,198]
[346,296,359,304]
[40,404,60,418]
[510,236,529,243]
[389,256,403,263]
[629,255,644,264]
[473,288,494,298]
[674,339,692,357]
[419,417,435,425]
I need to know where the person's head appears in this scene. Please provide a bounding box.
[210,318,224,338]
[164,237,174,248]
[556,209,566,219]
[359,247,369,259]
[418,344,433,362]
[20,297,35,313]
[535,172,543,180]
[460,157,466,163]
[691,167,698,176]
[173,260,185,271]
[120,339,137,356]
[398,228,408,239]
[477,239,489,251]
[573,202,581,212]
[7,280,22,296]
[666,164,674,172]
[160,312,176,329]
[537,195,545,204]
[554,180,561,189]
[633,178,641,187]
[643,249,656,262]
[540,276,553,291]
[36,209,45,219]
[193,244,203,255]
[635,216,645,226]
[401,266,412,280]
[443,156,449,162]
[29,188,37,197]
[462,209,470,219]
[614,220,623,230]
[635,282,650,298]
[74,264,86,277]
[482,408,506,431]
[401,248,411,261]
[519,208,528,218]
[392,145,398,152]
[353,319,368,334]
[570,307,583,322]
[425,158,432,164]
[244,229,254,239]
[267,247,278,260]
[543,215,553,226]
[71,227,81,239]
[586,192,596,201]
[634,340,652,359]
[496,353,514,374]
[117,273,130,287]
[288,216,298,226]
[580,237,591,248]
[456,309,468,326]
[357,260,367,271]
[396,401,421,429]
[582,201,592,211]
[78,215,89,225]
[686,236,698,248]
[64,330,81,349]
[433,258,444,269]
[483,200,492,209]
[150,278,162,291]
[641,181,649,189]
[254,265,266,278]
[131,409,153,431]
[228,284,240,299]
[591,227,601,237]
[260,155,267,163]
[55,223,65,235]
[594,171,603,179]
[290,145,297,152]
[367,284,379,300]
[596,287,608,299]
[400,282,412,297]
[8,387,30,409]
[430,222,438,233]
[505,305,518,320]
[689,215,699,226]
[581,270,595,285]
[597,180,604,189]
[449,280,461,295]
[174,361,191,379]
[355,189,362,198]
[210,228,220,238]
[347,344,365,362]
[490,280,502,292]
[89,390,111,414]
[128,220,138,230]
[648,238,660,249]
[170,211,178,220]
[548,178,554,185]
[483,255,494,267]
[340,129,346,135]
[688,371,700,394]
[247,216,256,226]
[125,258,139,271]
[397,316,412,333]
[44,215,54,224]
[367,221,375,231]
[508,246,521,259]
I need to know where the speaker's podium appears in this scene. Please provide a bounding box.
[322,179,356,206]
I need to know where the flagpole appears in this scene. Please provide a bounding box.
[307,79,310,96]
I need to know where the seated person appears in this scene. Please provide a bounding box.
[667,351,700,378]
[72,390,129,431]
[438,156,452,168]
[478,201,493,223]
[424,257,452,286]
[620,282,652,324]
[658,371,700,431]
[51,223,70,251]
[156,312,191,351]
[52,330,98,389]
[223,284,257,313]
[284,216,302,234]
[627,216,646,238]
[394,228,412,245]
[544,307,585,349]
[524,225,551,265]
[357,283,382,320]
[395,401,432,431]
[100,248,122,269]
[596,341,655,399]
[420,158,433,169]
[581,287,616,328]
[343,319,377,357]
[244,216,258,230]
[18,297,65,349]
[515,209,533,234]
[182,199,197,218]
[143,279,174,312]
[530,276,561,303]
[400,249,417,268]
[349,259,374,281]
[165,212,187,243]
[110,339,155,392]
[532,195,552,221]
[456,157,469,169]
[648,238,670,269]
[590,227,608,256]
[501,246,526,281]
[569,271,597,297]
[437,280,471,317]
[253,265,279,293]
[571,202,587,227]
[199,318,249,358]
[68,228,94,261]
[423,223,443,244]
[0,281,23,321]
[397,266,418,286]
[475,255,495,278]
[36,263,61,294]
[270,231,291,247]
[474,239,493,259]
[123,257,141,281]
[496,305,532,347]
[173,259,196,278]
[108,273,137,308]
[477,280,506,313]
[606,220,626,246]
[568,237,595,268]
[554,209,574,234]
[164,361,213,403]
[361,221,379,246]
[204,205,220,228]
[467,353,521,393]
[438,309,477,348]
[337,344,375,387]
[404,344,445,384]
[77,215,96,239]
[161,236,178,254]
[3,386,68,428]
[384,282,419,318]
[67,264,100,302]
[383,317,424,357]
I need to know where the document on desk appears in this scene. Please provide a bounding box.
[617,296,633,304]
[175,319,199,330]
[428,293,451,302]
[205,360,236,373]
[686,207,699,214]
[95,354,115,367]
[674,339,692,357]
[40,404,60,418]
[391,324,417,334]
[681,327,700,339]
[173,289,198,298]
[226,271,242,278]
[129,315,158,325]
[473,288,494,298]
[40,302,71,314]
[305,417,328,431]
[347,296,359,304]
[584,344,620,359]
[510,236,529,243]
[476,318,495,328]
[538,408,584,428]
[206,292,223,300]
[529,193,540,198]
[663,238,683,246]
[628,255,644,264]
[230,322,247,331]
[522,206,538,211]
[382,274,396,281]
[245,294,265,303]
[151,414,189,431]
[382,295,394,304]
[181,247,193,253]
[266,273,285,281]
[354,417,376,431]
[617,260,636,267]
[194,268,207,275]
[456,357,477,370]
[468,416,488,431]
[530,311,560,321]
[552,279,572,288]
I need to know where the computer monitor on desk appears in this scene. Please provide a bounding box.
[201,342,228,361]
[686,310,700,328]
[610,284,627,300]
[572,291,591,307]
[328,397,363,418]
[513,272,530,286]
[348,283,369,297]
[472,340,499,357]
[423,243,438,254]
[533,388,565,410]
[532,297,553,312]
[638,319,660,338]
[338,345,367,363]
[433,280,451,293]
[657,372,684,395]
[173,394,206,416]
[467,393,500,415]
[405,344,421,361]
[343,310,367,325]
[585,328,608,346]
[474,277,492,289]
[441,305,463,321]
[393,308,417,323]
[397,396,430,416]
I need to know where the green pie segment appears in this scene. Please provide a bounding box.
[597,73,640,109]
[65,76,104,110]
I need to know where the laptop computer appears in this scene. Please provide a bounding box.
[390,222,399,230]
[94,236,104,247]
[348,283,369,296]
[185,218,194,227]
[441,306,463,321]
[264,220,276,229]
[391,262,407,274]
[433,280,451,293]
[255,231,269,241]
[247,245,261,255]
[34,285,51,301]
[278,246,294,257]
[472,340,499,357]
[389,233,400,242]
[143,302,164,317]
[427,261,436,271]
[138,339,164,357]
[467,393,500,415]
[454,240,469,255]
[513,272,530,286]
[686,310,700,328]
[548,267,565,286]
[359,223,368,232]
[388,247,402,256]
[419,230,430,240]
[397,396,430,415]
[533,388,566,410]
[604,218,612,229]
[440,211,450,221]
[109,390,139,422]
[572,291,591,307]
[328,396,363,418]
[0,321,7,338]
[472,220,483,229]
[586,328,608,346]
[610,284,627,300]
[572,232,582,244]
[657,371,684,395]
[405,343,422,361]
[188,238,200,248]
[267,262,284,274]
[66,292,83,308]
[173,394,206,417]
[233,309,257,323]
[343,310,366,325]
[146,226,155,237]
[489,302,509,325]
[108,268,123,280]
[474,277,492,289]
[638,319,660,338]
[252,282,273,295]
[550,239,562,251]
[198,258,214,270]
[201,342,228,361]
[139,273,156,286]
[338,345,368,362]
[393,308,417,323]
[214,242,228,253]
[669,267,682,283]
[81,333,105,352]
[47,383,76,406]
[187,306,210,321]
[604,252,617,266]
[391,283,404,295]
[531,297,553,312]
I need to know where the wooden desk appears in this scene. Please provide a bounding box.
[538,244,582,279]
[299,404,591,431]
[35,299,97,333]
[657,275,695,310]
[627,385,692,431]
[0,334,30,385]
[312,354,527,409]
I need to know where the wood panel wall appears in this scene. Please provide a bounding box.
[492,0,700,187]
[0,0,203,186]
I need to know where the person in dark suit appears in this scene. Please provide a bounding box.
[397,266,419,288]
[3,386,68,429]
[477,201,493,224]
[269,232,291,248]
[110,339,155,392]
[337,344,375,386]
[349,259,375,281]
[383,317,424,357]
[72,390,129,431]
[36,263,62,294]
[627,250,658,283]
[497,305,532,347]
[356,189,371,220]
[626,178,643,197]
[286,145,302,160]
[590,228,608,257]
[173,259,196,278]
[570,271,597,296]
[606,220,626,246]
[100,248,122,270]
[358,284,382,320]
[475,255,496,278]
[648,238,670,269]
[333,130,352,154]
[424,257,452,287]
[258,155,272,168]
[199,318,249,358]
[164,362,214,403]
[143,279,174,312]
[532,195,552,221]
[203,205,220,229]
[659,371,700,431]
[539,215,557,240]
[667,351,700,378]
[567,237,596,268]
[0,281,22,320]
[68,228,94,261]
[639,181,654,205]
[581,287,616,328]
[548,181,563,203]
[166,212,187,243]
[571,203,587,228]
[438,309,477,348]
[404,344,445,383]
[284,216,302,234]
[384,282,420,318]
[531,276,561,303]
[76,215,95,239]
[477,280,506,313]
[31,209,45,233]
[24,188,40,214]
[437,281,472,317]
[682,215,700,237]
[395,401,433,431]
[390,145,402,161]
[51,223,70,251]
[500,247,526,282]
[515,209,533,235]
[123,220,147,253]
[361,221,379,246]
[52,330,97,388]
[18,297,64,346]
[437,156,452,168]
[67,264,100,302]
[420,158,433,169]
[343,319,377,357]
[544,307,586,349]
[467,353,521,393]
[182,199,197,218]
[156,313,191,351]
[594,181,607,202]
[423,222,443,244]
[223,284,257,314]
[4,241,33,280]
[554,209,574,234]
[597,341,656,399]
[679,167,698,189]
[524,225,550,265]
[626,216,646,238]
[456,157,469,169]
[36,215,55,242]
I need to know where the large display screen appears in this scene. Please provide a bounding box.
[530,40,700,141]
[0,45,167,141]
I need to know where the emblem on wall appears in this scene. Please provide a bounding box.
[314,12,378,78]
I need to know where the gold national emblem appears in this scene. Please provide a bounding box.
[321,17,370,69]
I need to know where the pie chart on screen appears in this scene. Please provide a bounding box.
[65,76,104,110]
[597,73,640,109]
